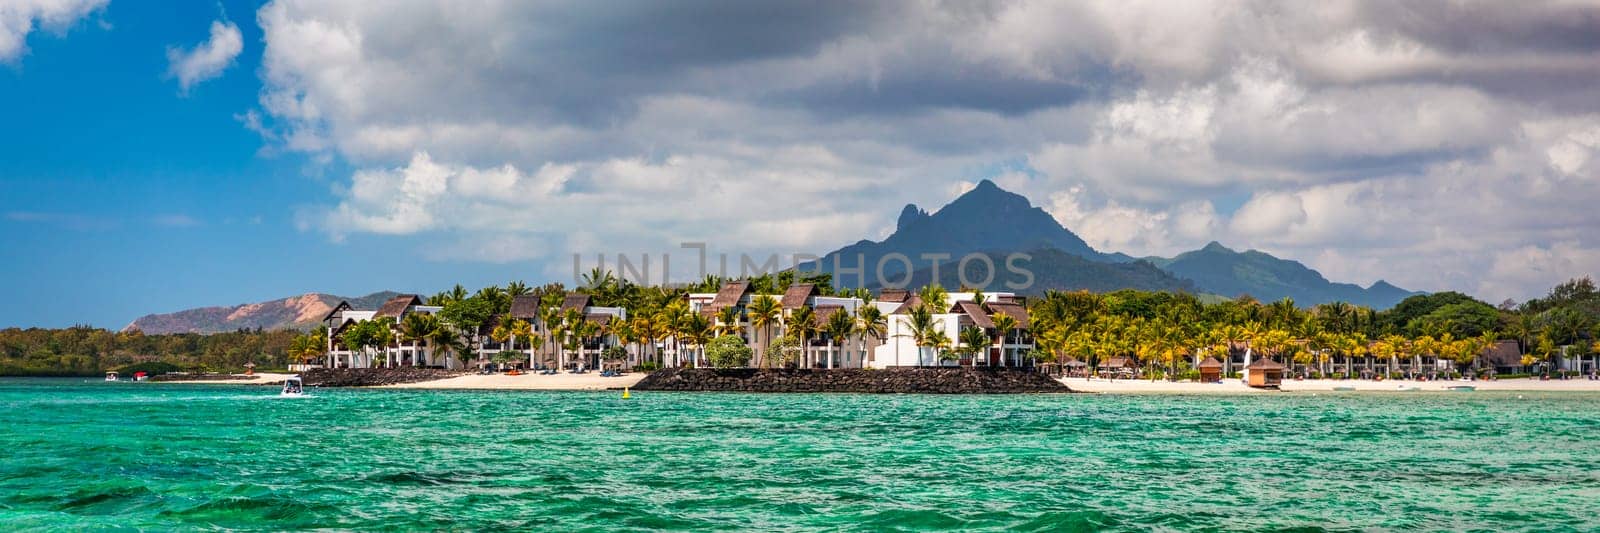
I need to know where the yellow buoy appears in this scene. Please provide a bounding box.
[622,387,632,399]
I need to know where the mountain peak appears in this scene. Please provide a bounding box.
[896,204,929,231]
[1200,241,1232,253]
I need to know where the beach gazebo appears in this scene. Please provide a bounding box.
[1097,356,1137,379]
[1063,357,1089,378]
[1198,357,1222,383]
[1247,357,1285,388]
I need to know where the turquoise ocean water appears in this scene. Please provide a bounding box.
[1,377,1597,531]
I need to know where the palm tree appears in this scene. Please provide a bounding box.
[490,321,513,364]
[512,319,535,368]
[905,304,941,367]
[427,326,467,370]
[824,307,855,369]
[680,312,712,367]
[928,329,954,365]
[747,295,781,368]
[540,306,563,363]
[918,283,949,313]
[399,312,438,367]
[991,312,1019,367]
[856,305,887,366]
[714,306,742,337]
[959,326,988,367]
[788,306,817,367]
[371,317,396,368]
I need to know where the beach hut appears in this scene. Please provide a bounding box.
[1097,356,1137,379]
[1063,357,1089,378]
[1198,357,1223,382]
[1247,357,1285,388]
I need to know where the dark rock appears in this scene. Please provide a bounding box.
[632,368,1073,394]
[298,368,464,387]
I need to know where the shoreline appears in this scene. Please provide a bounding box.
[136,372,1600,393]
[1061,376,1600,393]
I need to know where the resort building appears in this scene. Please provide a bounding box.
[869,292,1035,368]
[321,294,443,369]
[689,281,892,369]
[560,293,627,371]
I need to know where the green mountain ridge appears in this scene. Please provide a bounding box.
[1145,241,1419,308]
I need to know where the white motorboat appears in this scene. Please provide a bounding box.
[105,371,119,382]
[281,376,306,397]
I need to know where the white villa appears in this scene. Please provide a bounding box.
[870,291,1034,369]
[686,281,1034,369]
[322,294,443,369]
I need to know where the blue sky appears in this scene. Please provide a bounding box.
[3,1,1597,328]
[0,1,521,327]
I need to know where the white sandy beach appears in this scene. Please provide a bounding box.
[1061,376,1600,393]
[377,372,647,391]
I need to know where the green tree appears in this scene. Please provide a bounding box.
[746,295,781,368]
[705,335,754,369]
[824,307,855,369]
[958,326,988,366]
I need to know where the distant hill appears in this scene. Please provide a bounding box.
[800,180,1418,309]
[1146,242,1420,308]
[868,248,1198,296]
[123,291,399,334]
[802,179,1123,283]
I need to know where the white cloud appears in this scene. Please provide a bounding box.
[0,0,107,63]
[166,20,243,93]
[251,0,1600,303]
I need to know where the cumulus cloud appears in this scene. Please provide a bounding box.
[166,20,242,93]
[0,0,107,63]
[253,0,1600,302]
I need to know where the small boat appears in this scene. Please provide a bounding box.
[105,371,119,382]
[1446,385,1476,392]
[1333,386,1356,391]
[281,376,306,397]
[1396,385,1421,392]
[132,372,148,382]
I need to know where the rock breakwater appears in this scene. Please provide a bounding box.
[632,368,1072,394]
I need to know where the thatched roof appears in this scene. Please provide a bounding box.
[321,300,353,323]
[986,302,1030,329]
[561,293,592,312]
[1063,357,1088,367]
[878,289,909,303]
[813,304,845,327]
[1247,358,1285,370]
[1481,340,1523,367]
[1099,356,1135,368]
[892,295,924,314]
[510,294,542,319]
[955,301,994,328]
[709,281,751,310]
[781,283,820,309]
[373,294,423,319]
[1198,356,1224,370]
